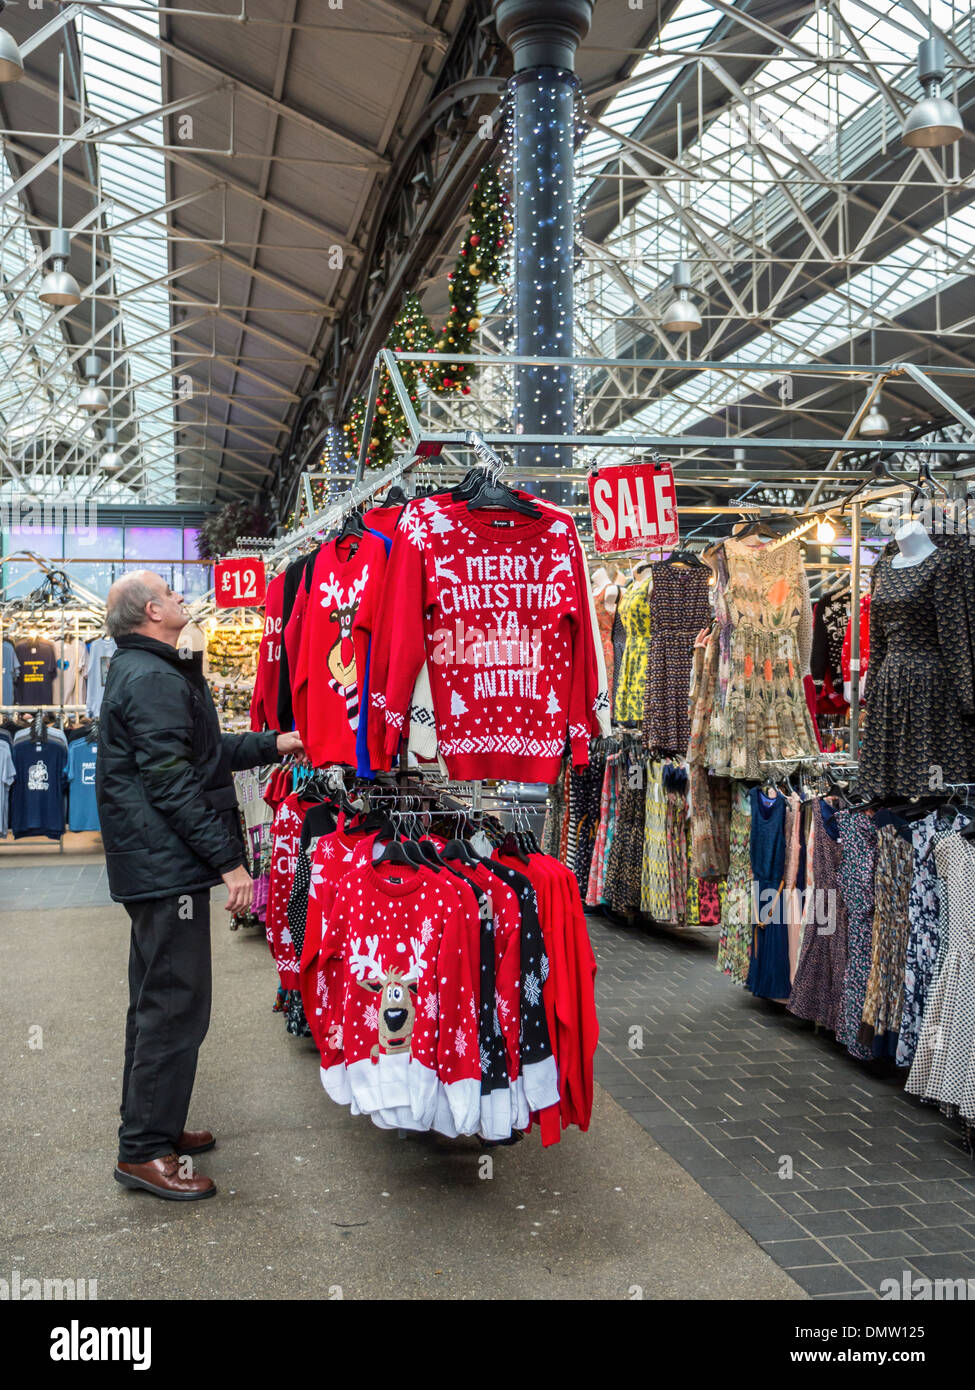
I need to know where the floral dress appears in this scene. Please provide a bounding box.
[717,783,753,984]
[709,537,817,780]
[897,812,966,1068]
[640,759,670,919]
[614,575,653,724]
[859,821,914,1058]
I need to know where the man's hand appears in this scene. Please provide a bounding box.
[221,864,254,916]
[276,730,303,757]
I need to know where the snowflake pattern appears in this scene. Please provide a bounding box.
[479,1042,491,1075]
[523,970,541,1008]
[540,953,550,984]
[403,510,427,550]
[454,1025,467,1059]
[420,917,435,946]
[364,1002,380,1031]
[423,992,438,1021]
[495,991,510,1021]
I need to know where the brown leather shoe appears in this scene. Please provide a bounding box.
[176,1128,216,1155]
[114,1154,216,1201]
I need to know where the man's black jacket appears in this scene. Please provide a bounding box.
[96,633,281,903]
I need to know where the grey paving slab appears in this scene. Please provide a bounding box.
[587,916,975,1301]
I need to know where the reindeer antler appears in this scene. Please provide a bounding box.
[319,572,345,609]
[403,936,428,984]
[345,569,369,606]
[348,934,384,982]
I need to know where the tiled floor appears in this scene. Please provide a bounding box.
[0,863,113,912]
[590,915,975,1300]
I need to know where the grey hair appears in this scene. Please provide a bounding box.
[105,576,159,639]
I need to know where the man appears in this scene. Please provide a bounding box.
[97,570,301,1201]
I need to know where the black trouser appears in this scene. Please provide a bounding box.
[118,890,212,1164]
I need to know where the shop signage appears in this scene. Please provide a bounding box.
[587,460,679,554]
[215,556,266,608]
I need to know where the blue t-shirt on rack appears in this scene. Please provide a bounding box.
[67,738,100,832]
[10,738,67,840]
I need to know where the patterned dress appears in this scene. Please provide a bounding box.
[597,750,621,905]
[906,833,975,1131]
[665,771,690,925]
[642,561,712,754]
[593,585,617,705]
[859,538,975,799]
[640,760,670,919]
[717,783,753,984]
[859,821,914,1058]
[587,755,614,906]
[788,800,847,1032]
[614,576,653,724]
[897,812,964,1068]
[709,537,817,780]
[604,748,647,915]
[835,811,879,1060]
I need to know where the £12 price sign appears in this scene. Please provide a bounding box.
[587,460,679,555]
[215,557,266,608]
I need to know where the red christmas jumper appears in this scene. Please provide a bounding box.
[318,860,481,1133]
[292,531,387,767]
[378,498,595,781]
[250,570,285,732]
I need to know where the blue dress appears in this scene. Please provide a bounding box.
[746,788,791,1000]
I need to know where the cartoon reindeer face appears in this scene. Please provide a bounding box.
[319,569,369,687]
[347,935,428,1062]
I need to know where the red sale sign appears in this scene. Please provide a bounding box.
[215,557,266,608]
[587,461,679,554]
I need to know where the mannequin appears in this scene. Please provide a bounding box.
[891,520,936,569]
[602,566,628,614]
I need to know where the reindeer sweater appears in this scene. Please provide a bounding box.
[250,571,285,732]
[374,498,595,782]
[319,860,482,1133]
[292,532,387,768]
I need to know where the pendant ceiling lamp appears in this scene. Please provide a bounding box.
[0,2,24,83]
[99,323,121,464]
[902,36,964,148]
[100,425,123,473]
[79,354,108,413]
[661,262,702,334]
[860,396,890,437]
[39,52,82,307]
[79,219,107,412]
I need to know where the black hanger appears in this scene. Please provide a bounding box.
[661,543,707,569]
[498,827,529,863]
[335,507,365,543]
[839,452,901,514]
[466,472,541,517]
[384,485,409,506]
